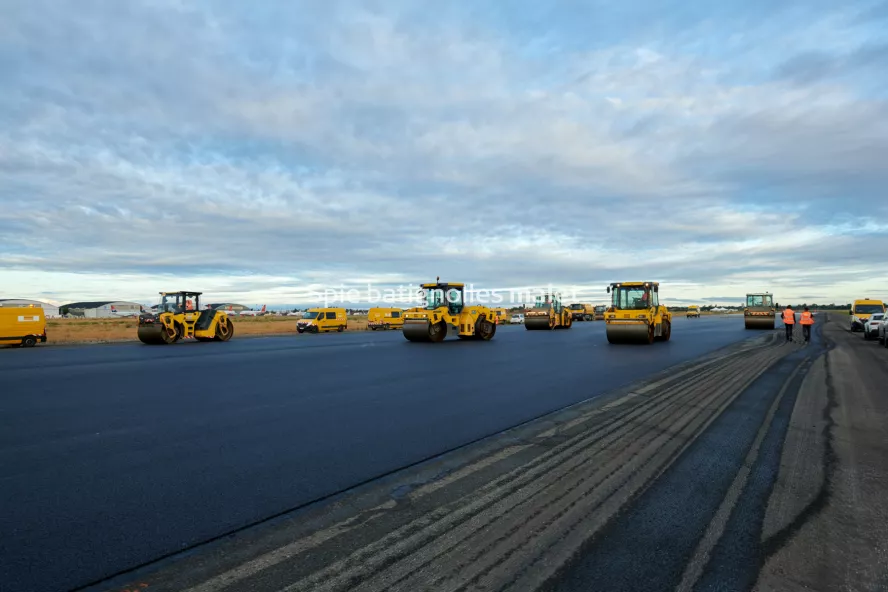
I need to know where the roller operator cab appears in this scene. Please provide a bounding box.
[525,292,573,330]
[744,293,776,330]
[850,299,885,332]
[137,291,234,345]
[0,306,47,347]
[297,308,347,333]
[605,282,672,344]
[402,280,496,342]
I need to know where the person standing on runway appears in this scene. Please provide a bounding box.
[782,304,795,343]
[800,306,815,342]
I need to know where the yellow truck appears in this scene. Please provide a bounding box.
[297,308,348,333]
[0,306,47,347]
[568,303,595,321]
[686,305,701,318]
[850,299,885,332]
[367,307,404,330]
[593,305,607,321]
[490,307,509,325]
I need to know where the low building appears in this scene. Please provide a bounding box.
[62,301,144,318]
[0,299,61,318]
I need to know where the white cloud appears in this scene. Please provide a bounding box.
[1,1,886,304]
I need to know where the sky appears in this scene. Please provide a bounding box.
[1,0,887,307]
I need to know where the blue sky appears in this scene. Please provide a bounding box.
[1,0,887,306]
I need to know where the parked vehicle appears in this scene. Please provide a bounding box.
[863,313,884,341]
[0,306,47,347]
[510,313,525,324]
[850,299,885,332]
[297,308,348,333]
[368,307,404,330]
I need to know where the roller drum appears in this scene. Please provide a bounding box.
[403,319,447,342]
[744,316,775,330]
[138,324,174,345]
[606,322,653,344]
[525,314,553,330]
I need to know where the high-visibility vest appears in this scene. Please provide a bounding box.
[800,311,814,325]
[782,309,795,324]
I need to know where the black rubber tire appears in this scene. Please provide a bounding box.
[662,320,672,342]
[297,327,305,334]
[22,336,37,347]
[584,315,592,321]
[338,325,344,332]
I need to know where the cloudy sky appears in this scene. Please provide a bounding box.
[2,0,887,307]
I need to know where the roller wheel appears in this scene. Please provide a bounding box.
[297,326,305,334]
[429,321,447,342]
[662,320,671,342]
[215,316,234,342]
[646,324,655,344]
[22,336,37,347]
[475,318,496,340]
[584,315,592,321]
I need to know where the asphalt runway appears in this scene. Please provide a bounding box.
[0,316,758,592]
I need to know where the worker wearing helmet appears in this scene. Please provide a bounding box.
[782,304,795,343]
[800,306,815,343]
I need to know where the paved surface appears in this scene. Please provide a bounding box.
[1,316,756,592]
[88,314,887,592]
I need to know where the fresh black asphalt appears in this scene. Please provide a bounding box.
[0,316,757,592]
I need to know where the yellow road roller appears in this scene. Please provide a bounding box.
[744,292,775,330]
[402,279,496,342]
[137,291,234,345]
[605,281,672,344]
[526,292,573,330]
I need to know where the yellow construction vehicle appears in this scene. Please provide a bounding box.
[137,291,234,345]
[605,281,672,344]
[593,305,607,321]
[568,303,595,321]
[402,279,496,342]
[525,292,573,330]
[687,305,701,318]
[744,293,775,330]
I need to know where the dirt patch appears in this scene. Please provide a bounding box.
[46,315,371,344]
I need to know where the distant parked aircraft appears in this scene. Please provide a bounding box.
[238,305,267,317]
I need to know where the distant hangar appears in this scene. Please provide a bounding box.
[0,299,61,318]
[62,301,143,318]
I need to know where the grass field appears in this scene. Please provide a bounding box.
[46,315,372,344]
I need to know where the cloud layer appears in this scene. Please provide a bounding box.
[2,0,887,305]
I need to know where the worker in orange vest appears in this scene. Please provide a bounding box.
[782,304,795,343]
[800,306,815,342]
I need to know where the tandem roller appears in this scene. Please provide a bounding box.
[604,281,672,345]
[137,291,235,345]
[401,280,496,343]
